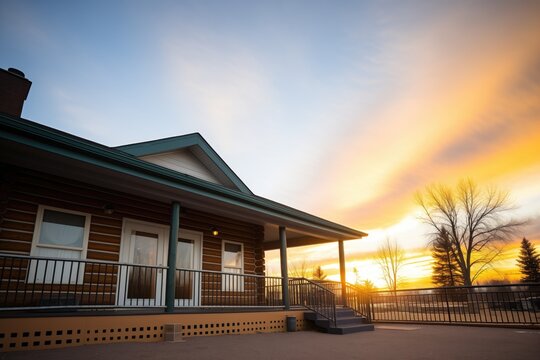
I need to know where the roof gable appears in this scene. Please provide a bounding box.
[115,133,253,194]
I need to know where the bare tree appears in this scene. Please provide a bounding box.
[288,259,311,278]
[376,238,405,291]
[416,179,524,286]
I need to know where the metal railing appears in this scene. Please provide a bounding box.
[0,254,168,310]
[313,280,372,321]
[370,284,540,325]
[0,254,284,311]
[344,282,372,321]
[175,268,283,307]
[289,278,337,327]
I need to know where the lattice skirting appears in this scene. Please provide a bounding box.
[0,310,306,352]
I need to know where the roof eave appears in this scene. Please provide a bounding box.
[0,114,366,240]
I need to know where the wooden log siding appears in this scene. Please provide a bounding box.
[0,166,265,307]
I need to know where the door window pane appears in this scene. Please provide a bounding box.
[177,239,194,269]
[128,232,158,299]
[176,239,194,299]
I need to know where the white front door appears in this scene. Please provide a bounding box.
[118,219,168,307]
[174,229,202,307]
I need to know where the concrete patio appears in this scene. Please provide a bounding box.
[2,325,539,360]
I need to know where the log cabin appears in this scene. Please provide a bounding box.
[0,68,371,351]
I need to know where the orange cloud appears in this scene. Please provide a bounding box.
[306,6,540,230]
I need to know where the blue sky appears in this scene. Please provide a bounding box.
[2,1,540,286]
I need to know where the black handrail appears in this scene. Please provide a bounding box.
[343,282,372,322]
[312,280,372,322]
[289,278,337,327]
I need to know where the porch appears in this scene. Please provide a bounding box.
[0,252,372,351]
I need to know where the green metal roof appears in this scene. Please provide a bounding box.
[0,113,367,239]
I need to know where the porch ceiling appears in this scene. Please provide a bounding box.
[0,115,367,247]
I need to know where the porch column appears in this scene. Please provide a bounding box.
[165,202,180,313]
[338,240,347,306]
[279,226,290,310]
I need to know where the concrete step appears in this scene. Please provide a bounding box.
[314,315,368,328]
[335,309,356,317]
[336,316,368,325]
[327,323,375,335]
[304,307,374,335]
[305,310,365,322]
[305,309,355,318]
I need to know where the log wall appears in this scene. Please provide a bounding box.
[0,165,266,307]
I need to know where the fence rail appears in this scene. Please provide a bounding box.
[175,268,283,307]
[0,254,168,309]
[370,284,540,325]
[3,254,539,327]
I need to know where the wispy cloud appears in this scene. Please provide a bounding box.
[304,2,540,229]
[160,28,274,151]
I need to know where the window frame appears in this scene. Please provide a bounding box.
[28,205,92,284]
[221,240,244,292]
[30,205,92,256]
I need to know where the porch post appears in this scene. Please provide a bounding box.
[279,226,290,310]
[165,201,180,313]
[338,240,347,306]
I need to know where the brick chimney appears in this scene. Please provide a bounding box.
[0,68,32,118]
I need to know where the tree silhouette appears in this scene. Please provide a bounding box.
[311,265,327,280]
[353,267,377,291]
[288,259,311,278]
[517,237,540,283]
[376,238,405,291]
[431,227,463,286]
[416,179,523,286]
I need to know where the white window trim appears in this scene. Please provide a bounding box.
[31,205,92,257]
[221,240,244,292]
[28,205,92,284]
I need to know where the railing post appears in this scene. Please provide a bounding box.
[367,292,373,323]
[338,240,347,307]
[165,201,180,312]
[444,287,452,323]
[279,226,290,310]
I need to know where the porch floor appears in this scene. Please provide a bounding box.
[4,325,539,360]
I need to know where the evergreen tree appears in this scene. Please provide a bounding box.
[311,265,327,280]
[517,237,540,283]
[432,228,463,287]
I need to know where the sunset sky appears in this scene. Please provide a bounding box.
[1,1,539,288]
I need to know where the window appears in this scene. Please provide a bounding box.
[29,206,90,284]
[222,241,243,291]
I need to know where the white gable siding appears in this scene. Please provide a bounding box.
[140,149,224,185]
